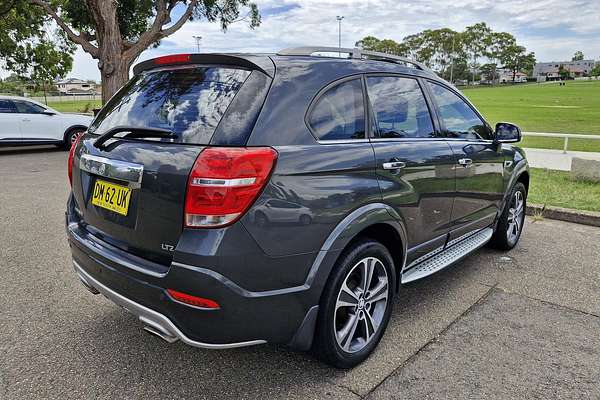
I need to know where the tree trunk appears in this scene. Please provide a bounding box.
[100,56,130,104]
[91,0,130,104]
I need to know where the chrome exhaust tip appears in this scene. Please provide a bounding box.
[140,316,179,343]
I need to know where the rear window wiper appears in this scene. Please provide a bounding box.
[93,126,177,149]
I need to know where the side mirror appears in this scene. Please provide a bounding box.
[43,110,56,116]
[494,122,521,143]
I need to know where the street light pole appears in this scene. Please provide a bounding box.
[193,35,202,53]
[450,35,455,83]
[336,16,344,49]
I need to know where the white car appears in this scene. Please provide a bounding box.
[0,96,93,150]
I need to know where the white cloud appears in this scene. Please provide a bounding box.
[5,0,600,81]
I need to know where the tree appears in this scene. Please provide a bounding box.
[591,64,600,77]
[572,51,584,61]
[355,36,408,56]
[0,0,74,99]
[499,44,536,83]
[480,63,498,82]
[558,65,570,80]
[18,0,260,103]
[462,22,492,84]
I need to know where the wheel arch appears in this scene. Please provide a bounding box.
[306,203,407,297]
[516,170,530,194]
[63,125,88,143]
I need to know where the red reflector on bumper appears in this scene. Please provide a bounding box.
[167,289,220,309]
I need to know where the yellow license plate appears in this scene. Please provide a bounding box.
[92,179,131,216]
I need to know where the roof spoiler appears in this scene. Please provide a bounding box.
[132,53,275,77]
[277,46,433,73]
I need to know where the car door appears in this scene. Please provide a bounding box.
[13,100,59,142]
[0,99,21,142]
[366,75,456,266]
[426,81,504,241]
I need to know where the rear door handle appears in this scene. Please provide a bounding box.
[458,158,473,167]
[22,118,31,122]
[382,161,406,170]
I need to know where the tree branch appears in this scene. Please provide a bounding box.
[125,0,197,60]
[29,0,99,57]
[158,0,197,39]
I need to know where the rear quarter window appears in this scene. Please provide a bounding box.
[308,78,365,141]
[88,66,251,144]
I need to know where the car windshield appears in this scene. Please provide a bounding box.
[88,66,251,144]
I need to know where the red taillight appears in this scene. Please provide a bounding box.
[184,147,278,228]
[154,54,191,65]
[167,289,220,309]
[68,133,83,186]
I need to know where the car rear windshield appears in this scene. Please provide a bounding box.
[88,66,251,144]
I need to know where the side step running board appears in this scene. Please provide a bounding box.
[401,228,494,284]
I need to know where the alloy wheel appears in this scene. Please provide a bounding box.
[507,190,524,244]
[334,257,389,353]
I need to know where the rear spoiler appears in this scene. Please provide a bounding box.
[132,53,275,78]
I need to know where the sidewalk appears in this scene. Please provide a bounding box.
[523,147,600,171]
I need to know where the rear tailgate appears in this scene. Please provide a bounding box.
[69,59,272,265]
[72,139,203,265]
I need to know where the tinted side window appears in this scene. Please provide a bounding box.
[428,82,492,140]
[366,76,435,139]
[14,101,46,114]
[0,100,16,113]
[308,79,365,141]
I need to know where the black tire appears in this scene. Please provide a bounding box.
[489,182,527,250]
[299,214,312,225]
[312,239,395,369]
[62,128,84,150]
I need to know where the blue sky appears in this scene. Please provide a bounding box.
[15,0,600,80]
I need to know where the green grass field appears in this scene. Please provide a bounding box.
[528,168,600,212]
[47,99,102,113]
[463,81,600,152]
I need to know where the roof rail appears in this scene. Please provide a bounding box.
[277,46,432,73]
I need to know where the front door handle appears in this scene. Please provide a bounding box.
[382,161,406,170]
[458,158,473,167]
[22,118,31,122]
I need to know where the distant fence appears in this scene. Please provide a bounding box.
[523,132,600,153]
[28,94,100,103]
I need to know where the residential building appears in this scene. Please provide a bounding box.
[533,60,596,80]
[55,78,101,95]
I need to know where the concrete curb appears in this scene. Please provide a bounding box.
[526,203,600,227]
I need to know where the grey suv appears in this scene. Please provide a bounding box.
[66,47,529,368]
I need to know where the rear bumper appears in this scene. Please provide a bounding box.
[66,205,332,349]
[73,260,265,349]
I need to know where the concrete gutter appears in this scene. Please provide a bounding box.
[526,203,600,227]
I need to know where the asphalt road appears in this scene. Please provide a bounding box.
[1,146,599,399]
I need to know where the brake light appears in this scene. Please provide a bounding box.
[167,289,220,309]
[184,147,278,228]
[68,133,83,186]
[154,54,191,65]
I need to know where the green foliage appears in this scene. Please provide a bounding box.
[0,0,74,83]
[356,23,534,83]
[572,51,584,61]
[59,0,155,42]
[558,65,570,79]
[590,64,600,77]
[498,44,536,82]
